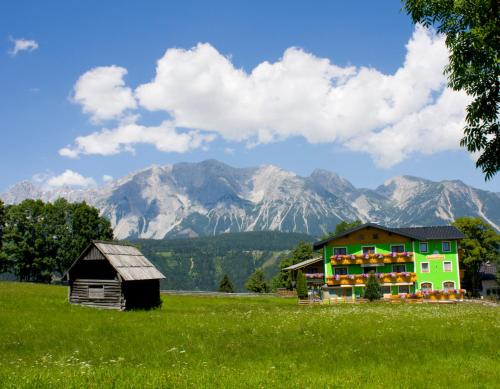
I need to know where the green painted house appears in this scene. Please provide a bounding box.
[313,223,465,300]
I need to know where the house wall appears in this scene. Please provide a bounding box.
[414,240,461,291]
[324,241,413,277]
[321,227,461,294]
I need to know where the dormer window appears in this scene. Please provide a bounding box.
[442,241,451,252]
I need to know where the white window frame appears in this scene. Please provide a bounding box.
[442,281,455,292]
[361,245,376,254]
[392,263,406,273]
[442,241,451,252]
[420,282,433,292]
[443,261,452,272]
[390,244,405,253]
[334,267,348,276]
[421,262,430,273]
[333,247,348,256]
[419,242,428,253]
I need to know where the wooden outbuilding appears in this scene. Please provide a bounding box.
[66,241,165,310]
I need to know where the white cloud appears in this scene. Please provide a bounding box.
[45,170,96,189]
[224,147,235,155]
[102,175,114,183]
[72,65,137,122]
[59,120,215,158]
[346,88,470,167]
[9,38,38,56]
[64,25,470,167]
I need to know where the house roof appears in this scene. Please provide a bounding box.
[479,261,497,275]
[313,223,465,250]
[283,257,323,271]
[392,226,465,241]
[68,241,165,281]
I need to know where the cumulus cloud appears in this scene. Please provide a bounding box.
[59,120,215,158]
[72,66,137,122]
[102,174,114,183]
[45,170,96,189]
[9,38,38,56]
[65,25,469,167]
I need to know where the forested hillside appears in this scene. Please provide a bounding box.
[135,231,315,291]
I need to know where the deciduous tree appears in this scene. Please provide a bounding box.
[321,220,363,240]
[2,199,114,282]
[403,0,500,179]
[273,241,314,289]
[452,217,500,295]
[0,200,7,273]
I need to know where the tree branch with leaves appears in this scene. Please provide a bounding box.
[403,0,499,179]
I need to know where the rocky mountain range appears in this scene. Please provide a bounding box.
[2,159,499,239]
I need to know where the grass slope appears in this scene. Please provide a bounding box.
[0,282,499,388]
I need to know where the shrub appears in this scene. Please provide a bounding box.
[245,268,270,293]
[296,270,308,299]
[364,272,383,301]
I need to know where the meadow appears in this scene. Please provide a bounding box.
[0,282,498,388]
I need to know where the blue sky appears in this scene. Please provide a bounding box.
[1,0,498,192]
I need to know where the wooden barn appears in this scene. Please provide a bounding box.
[66,241,165,310]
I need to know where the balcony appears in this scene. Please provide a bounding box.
[326,272,416,286]
[330,252,413,266]
[305,273,324,285]
[304,273,324,279]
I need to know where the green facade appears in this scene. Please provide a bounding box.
[323,235,461,298]
[413,239,460,291]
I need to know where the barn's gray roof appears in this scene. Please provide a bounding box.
[93,242,165,281]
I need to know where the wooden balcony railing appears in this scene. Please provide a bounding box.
[330,252,413,266]
[326,272,416,286]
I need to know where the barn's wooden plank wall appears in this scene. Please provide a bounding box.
[69,279,125,310]
[84,246,106,261]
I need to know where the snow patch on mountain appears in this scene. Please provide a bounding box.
[2,160,499,238]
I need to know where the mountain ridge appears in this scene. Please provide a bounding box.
[2,159,499,238]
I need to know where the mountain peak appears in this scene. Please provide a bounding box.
[2,161,499,237]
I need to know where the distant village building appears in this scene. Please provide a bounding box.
[312,223,465,300]
[66,241,165,310]
[479,262,499,298]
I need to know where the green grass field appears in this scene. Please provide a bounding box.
[0,282,499,388]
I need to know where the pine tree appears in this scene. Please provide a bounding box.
[245,268,270,293]
[218,274,235,293]
[364,273,383,301]
[296,270,308,299]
